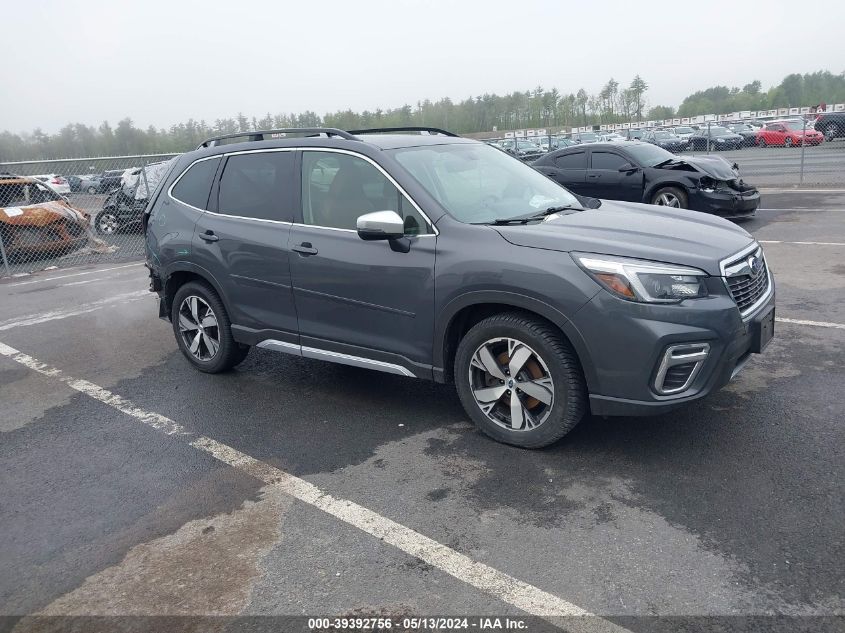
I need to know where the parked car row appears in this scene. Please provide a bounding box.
[488,112,842,159]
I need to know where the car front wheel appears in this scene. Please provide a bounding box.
[454,313,586,448]
[95,210,119,235]
[171,281,249,373]
[652,186,688,208]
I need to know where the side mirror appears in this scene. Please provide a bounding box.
[618,162,638,172]
[357,210,405,241]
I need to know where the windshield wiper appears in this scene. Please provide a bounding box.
[487,205,582,225]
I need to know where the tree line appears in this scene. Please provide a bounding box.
[2,70,843,162]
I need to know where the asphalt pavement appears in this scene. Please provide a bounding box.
[0,192,843,633]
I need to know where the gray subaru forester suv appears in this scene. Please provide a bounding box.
[144,127,775,448]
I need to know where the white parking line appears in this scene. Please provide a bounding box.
[0,291,149,332]
[759,240,845,246]
[0,340,629,632]
[776,317,845,330]
[5,263,141,287]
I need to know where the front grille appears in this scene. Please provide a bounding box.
[724,249,770,314]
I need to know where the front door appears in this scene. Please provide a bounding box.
[288,149,437,376]
[583,149,642,201]
[192,149,298,344]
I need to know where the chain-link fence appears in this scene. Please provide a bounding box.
[0,154,178,278]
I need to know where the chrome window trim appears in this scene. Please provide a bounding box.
[256,339,414,377]
[298,147,439,236]
[167,154,222,213]
[719,243,774,320]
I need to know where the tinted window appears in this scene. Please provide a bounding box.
[301,151,430,234]
[171,158,220,210]
[555,152,586,169]
[591,152,627,170]
[217,152,294,221]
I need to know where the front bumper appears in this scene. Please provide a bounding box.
[572,280,776,417]
[689,187,760,219]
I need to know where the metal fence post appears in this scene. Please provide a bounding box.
[0,230,11,278]
[706,121,711,154]
[799,118,807,186]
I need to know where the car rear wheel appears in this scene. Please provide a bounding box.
[825,125,837,141]
[171,281,249,373]
[652,186,687,208]
[454,313,586,448]
[757,137,766,148]
[785,137,793,147]
[95,210,119,235]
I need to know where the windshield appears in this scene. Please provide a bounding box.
[674,126,694,134]
[518,140,540,149]
[391,143,581,224]
[578,133,598,141]
[0,180,63,207]
[709,126,731,136]
[653,131,673,139]
[623,143,675,167]
[785,121,809,131]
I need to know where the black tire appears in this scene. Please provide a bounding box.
[171,281,248,373]
[95,209,119,235]
[758,137,766,148]
[454,312,586,448]
[651,186,688,209]
[87,185,97,194]
[825,125,836,141]
[784,137,793,148]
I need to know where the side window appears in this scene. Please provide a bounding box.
[170,157,220,210]
[554,152,586,169]
[591,152,627,170]
[301,151,431,234]
[217,151,295,221]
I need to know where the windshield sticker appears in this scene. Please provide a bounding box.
[3,207,24,217]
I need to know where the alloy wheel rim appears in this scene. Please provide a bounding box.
[656,192,680,207]
[468,337,554,432]
[178,296,220,361]
[99,213,118,234]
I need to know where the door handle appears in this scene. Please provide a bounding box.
[587,174,600,179]
[292,242,318,256]
[199,230,219,242]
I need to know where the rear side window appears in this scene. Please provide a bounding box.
[555,152,586,169]
[591,152,627,170]
[170,158,220,210]
[217,151,295,222]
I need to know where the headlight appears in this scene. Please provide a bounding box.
[716,137,726,142]
[574,254,709,303]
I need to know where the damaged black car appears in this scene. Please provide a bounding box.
[531,142,759,219]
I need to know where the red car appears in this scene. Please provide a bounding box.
[756,120,824,147]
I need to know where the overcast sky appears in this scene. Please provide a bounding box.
[3,0,843,133]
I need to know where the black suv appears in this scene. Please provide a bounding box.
[813,112,845,141]
[144,127,775,448]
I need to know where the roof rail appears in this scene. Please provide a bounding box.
[347,126,459,137]
[197,128,358,149]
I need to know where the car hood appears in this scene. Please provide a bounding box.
[0,200,89,227]
[493,199,754,276]
[668,154,740,180]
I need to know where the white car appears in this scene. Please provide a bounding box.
[669,126,696,141]
[31,174,71,195]
[597,133,626,143]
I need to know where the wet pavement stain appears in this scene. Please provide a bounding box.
[14,485,290,622]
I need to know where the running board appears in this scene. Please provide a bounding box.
[256,339,414,377]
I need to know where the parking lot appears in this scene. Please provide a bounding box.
[0,192,843,632]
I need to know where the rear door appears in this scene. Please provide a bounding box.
[541,150,587,193]
[583,149,641,201]
[191,149,299,345]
